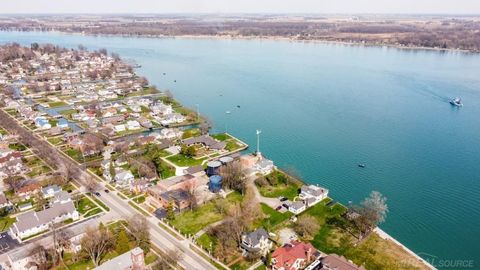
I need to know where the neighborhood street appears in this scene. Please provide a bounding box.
[0,109,216,270]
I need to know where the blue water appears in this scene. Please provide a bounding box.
[2,31,480,267]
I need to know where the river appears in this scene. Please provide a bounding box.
[1,31,480,267]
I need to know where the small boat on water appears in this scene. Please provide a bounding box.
[358,164,366,168]
[237,105,241,108]
[449,97,463,107]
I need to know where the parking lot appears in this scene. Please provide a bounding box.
[0,232,20,254]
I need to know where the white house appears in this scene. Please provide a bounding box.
[10,200,79,241]
[126,120,141,130]
[115,169,135,186]
[41,184,61,198]
[114,124,126,133]
[288,201,306,215]
[299,185,329,207]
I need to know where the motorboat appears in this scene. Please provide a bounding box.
[358,164,366,168]
[449,97,463,107]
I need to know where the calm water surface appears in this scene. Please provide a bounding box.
[2,31,480,267]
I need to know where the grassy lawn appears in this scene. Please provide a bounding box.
[297,200,426,270]
[182,128,201,139]
[8,143,27,151]
[211,133,232,141]
[48,101,67,107]
[170,192,243,235]
[256,171,301,200]
[167,154,206,167]
[197,232,217,251]
[258,203,292,229]
[77,196,97,215]
[84,208,103,217]
[133,195,146,204]
[258,183,299,200]
[91,196,110,211]
[0,216,16,232]
[47,137,63,145]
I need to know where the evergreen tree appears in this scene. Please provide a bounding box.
[115,229,130,255]
[166,202,175,220]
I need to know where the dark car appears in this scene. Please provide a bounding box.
[104,189,110,193]
[94,192,101,197]
[279,196,288,202]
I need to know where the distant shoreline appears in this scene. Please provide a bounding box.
[3,29,477,54]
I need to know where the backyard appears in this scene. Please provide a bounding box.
[169,192,243,235]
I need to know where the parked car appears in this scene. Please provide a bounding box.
[104,189,110,193]
[95,192,101,197]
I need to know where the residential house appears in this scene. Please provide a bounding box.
[182,135,226,151]
[287,201,306,215]
[41,184,61,198]
[147,187,191,210]
[155,174,206,192]
[0,192,11,208]
[10,200,79,241]
[271,241,320,270]
[240,228,273,256]
[115,169,135,186]
[34,117,51,129]
[299,185,329,207]
[127,120,141,130]
[16,181,41,199]
[94,247,146,270]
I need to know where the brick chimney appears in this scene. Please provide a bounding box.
[130,247,145,270]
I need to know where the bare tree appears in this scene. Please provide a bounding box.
[126,214,151,252]
[80,225,114,266]
[294,215,320,239]
[28,244,53,270]
[350,191,388,240]
[85,177,99,193]
[219,160,246,194]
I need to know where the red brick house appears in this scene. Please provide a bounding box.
[271,241,320,270]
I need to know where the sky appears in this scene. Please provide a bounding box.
[1,0,480,14]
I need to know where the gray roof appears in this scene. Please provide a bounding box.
[184,165,204,175]
[94,247,143,270]
[182,135,226,150]
[290,201,305,210]
[242,228,269,247]
[301,185,328,197]
[13,201,76,233]
[41,184,61,195]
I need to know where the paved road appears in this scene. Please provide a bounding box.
[0,109,216,270]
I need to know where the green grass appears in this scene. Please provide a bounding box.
[128,201,150,216]
[63,218,74,225]
[211,133,231,141]
[133,195,146,204]
[145,251,158,265]
[258,203,292,229]
[0,216,16,232]
[77,196,97,214]
[170,192,243,235]
[255,265,267,270]
[258,183,299,200]
[49,119,58,127]
[47,137,63,145]
[84,208,103,217]
[182,128,201,139]
[197,233,217,251]
[22,229,48,241]
[59,108,78,116]
[167,154,206,167]
[48,101,67,107]
[91,196,110,211]
[8,143,27,151]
